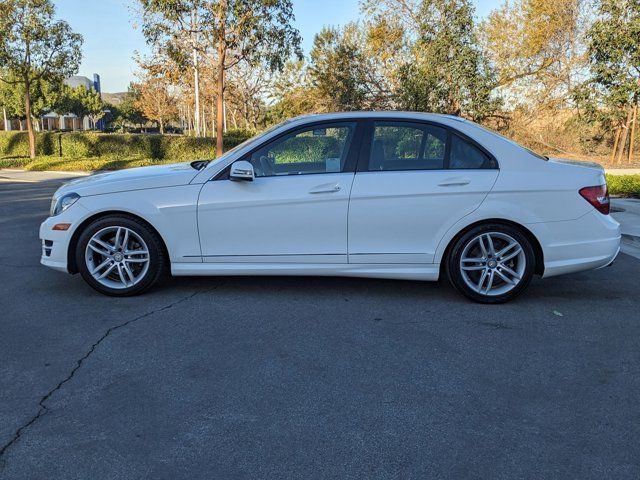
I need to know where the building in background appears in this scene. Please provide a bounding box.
[3,74,105,132]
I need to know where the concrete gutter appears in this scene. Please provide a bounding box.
[606,168,640,175]
[0,169,89,183]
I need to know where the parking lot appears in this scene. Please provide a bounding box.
[1,175,640,479]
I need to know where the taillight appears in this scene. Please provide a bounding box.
[579,185,610,215]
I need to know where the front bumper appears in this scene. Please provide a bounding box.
[39,204,88,274]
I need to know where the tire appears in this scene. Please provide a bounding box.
[75,215,166,296]
[446,223,535,304]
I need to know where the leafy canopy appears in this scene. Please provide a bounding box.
[588,0,640,107]
[0,0,82,84]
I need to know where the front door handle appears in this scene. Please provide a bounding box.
[438,178,470,187]
[309,183,341,194]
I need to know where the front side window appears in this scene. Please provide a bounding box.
[249,122,356,177]
[369,123,447,171]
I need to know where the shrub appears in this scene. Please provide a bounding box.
[1,130,256,164]
[59,132,94,157]
[0,131,57,157]
[226,127,258,138]
[606,174,640,198]
[162,136,216,161]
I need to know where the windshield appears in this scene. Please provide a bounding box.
[207,119,296,166]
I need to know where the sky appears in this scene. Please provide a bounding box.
[53,0,503,93]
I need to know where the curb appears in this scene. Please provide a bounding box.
[622,233,640,244]
[0,168,90,176]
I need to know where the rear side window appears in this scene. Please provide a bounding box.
[450,133,496,169]
[367,121,497,171]
[369,123,447,171]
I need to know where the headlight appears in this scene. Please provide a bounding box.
[50,192,80,216]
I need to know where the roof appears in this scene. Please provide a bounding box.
[279,112,472,133]
[65,76,94,90]
[286,111,469,124]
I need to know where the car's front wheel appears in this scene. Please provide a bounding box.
[447,224,535,303]
[76,215,166,296]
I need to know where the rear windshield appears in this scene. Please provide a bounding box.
[472,123,549,161]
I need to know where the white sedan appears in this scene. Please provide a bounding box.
[40,112,620,303]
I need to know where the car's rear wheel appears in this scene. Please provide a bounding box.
[447,224,535,303]
[76,215,166,296]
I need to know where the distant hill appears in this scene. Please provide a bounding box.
[102,92,128,105]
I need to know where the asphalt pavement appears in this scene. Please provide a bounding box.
[1,173,640,479]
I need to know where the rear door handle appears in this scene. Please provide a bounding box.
[438,178,470,187]
[309,183,341,194]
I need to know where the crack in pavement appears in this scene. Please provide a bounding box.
[0,290,204,463]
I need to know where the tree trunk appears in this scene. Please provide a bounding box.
[629,101,638,163]
[223,99,228,133]
[2,108,9,131]
[216,56,225,156]
[202,104,207,137]
[230,106,238,130]
[215,2,227,158]
[617,107,634,164]
[159,119,164,135]
[190,8,201,138]
[211,102,216,137]
[611,127,622,163]
[193,47,201,138]
[187,103,192,136]
[23,76,36,159]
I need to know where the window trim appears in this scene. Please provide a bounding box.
[214,120,365,181]
[356,118,499,172]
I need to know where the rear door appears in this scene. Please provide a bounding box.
[348,120,499,264]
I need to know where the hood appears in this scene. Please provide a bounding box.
[55,162,200,197]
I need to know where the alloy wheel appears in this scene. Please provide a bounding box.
[84,226,151,289]
[459,232,526,297]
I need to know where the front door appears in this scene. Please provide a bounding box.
[197,121,359,263]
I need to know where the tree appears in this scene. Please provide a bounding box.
[581,0,640,162]
[203,0,301,156]
[137,0,207,137]
[225,63,271,129]
[0,69,66,126]
[268,60,320,122]
[137,0,301,154]
[134,75,177,134]
[303,20,403,113]
[111,86,148,131]
[57,84,104,130]
[309,25,373,111]
[480,0,586,111]
[392,0,500,120]
[0,0,82,158]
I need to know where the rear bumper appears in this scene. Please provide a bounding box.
[529,211,621,278]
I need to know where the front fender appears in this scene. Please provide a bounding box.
[72,185,202,263]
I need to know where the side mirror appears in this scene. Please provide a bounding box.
[230,160,255,182]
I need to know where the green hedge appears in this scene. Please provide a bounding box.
[0,131,253,161]
[0,131,58,157]
[606,174,640,197]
